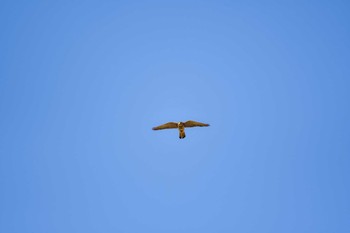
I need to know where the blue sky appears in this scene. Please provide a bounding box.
[1,1,349,232]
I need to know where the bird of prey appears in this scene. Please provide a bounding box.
[152,120,210,139]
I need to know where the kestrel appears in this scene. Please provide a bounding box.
[152,120,210,139]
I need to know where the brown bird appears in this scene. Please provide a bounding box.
[152,120,210,139]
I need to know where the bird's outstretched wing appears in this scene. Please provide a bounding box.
[152,122,178,130]
[184,120,210,127]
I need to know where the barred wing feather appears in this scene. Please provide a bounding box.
[152,122,178,130]
[184,120,210,127]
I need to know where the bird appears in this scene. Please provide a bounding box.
[152,120,210,139]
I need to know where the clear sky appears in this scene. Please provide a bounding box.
[1,1,349,232]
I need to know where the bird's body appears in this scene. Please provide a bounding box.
[178,122,186,139]
[152,120,209,139]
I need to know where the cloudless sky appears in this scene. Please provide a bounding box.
[1,1,349,232]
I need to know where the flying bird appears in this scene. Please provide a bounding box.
[152,120,210,139]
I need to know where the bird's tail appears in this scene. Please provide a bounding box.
[179,131,186,139]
